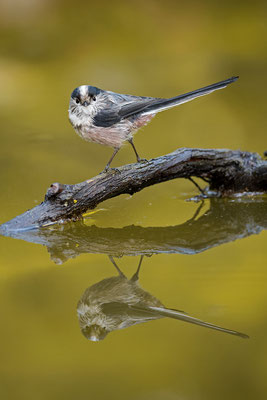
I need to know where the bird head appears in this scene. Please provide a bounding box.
[69,85,101,116]
[81,324,109,342]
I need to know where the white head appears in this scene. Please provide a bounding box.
[69,85,101,119]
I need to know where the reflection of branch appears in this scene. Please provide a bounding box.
[2,198,266,264]
[0,148,266,231]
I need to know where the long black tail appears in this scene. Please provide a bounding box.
[132,304,248,338]
[142,76,239,115]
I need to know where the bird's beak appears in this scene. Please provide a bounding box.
[82,101,89,107]
[90,335,100,342]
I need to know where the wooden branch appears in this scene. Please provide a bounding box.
[2,198,266,264]
[0,148,266,232]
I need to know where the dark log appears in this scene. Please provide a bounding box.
[1,198,266,264]
[0,148,266,232]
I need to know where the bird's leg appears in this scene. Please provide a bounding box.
[187,200,204,223]
[188,177,205,195]
[108,256,126,277]
[102,148,120,173]
[131,255,144,282]
[128,138,147,163]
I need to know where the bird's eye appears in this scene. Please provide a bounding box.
[75,98,80,104]
[92,96,96,101]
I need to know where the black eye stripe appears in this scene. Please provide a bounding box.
[87,86,100,96]
[71,86,100,104]
[71,87,80,99]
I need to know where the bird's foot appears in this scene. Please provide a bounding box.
[100,167,121,175]
[137,158,148,163]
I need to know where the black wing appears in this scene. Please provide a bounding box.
[93,109,122,128]
[93,96,160,128]
[101,302,161,322]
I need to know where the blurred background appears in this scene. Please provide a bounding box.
[0,0,267,399]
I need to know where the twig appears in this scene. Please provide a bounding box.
[0,147,266,232]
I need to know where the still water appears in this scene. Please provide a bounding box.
[0,1,267,399]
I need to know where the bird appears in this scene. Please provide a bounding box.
[77,256,248,341]
[68,76,239,172]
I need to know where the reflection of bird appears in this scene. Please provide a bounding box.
[68,77,238,172]
[77,256,248,341]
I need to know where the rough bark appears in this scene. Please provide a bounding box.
[0,148,266,232]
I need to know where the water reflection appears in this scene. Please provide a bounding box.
[2,197,266,263]
[77,256,248,341]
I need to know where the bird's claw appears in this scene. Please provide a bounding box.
[137,158,148,163]
[101,167,121,175]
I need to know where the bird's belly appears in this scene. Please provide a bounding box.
[132,114,155,130]
[76,123,132,148]
[73,114,155,148]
